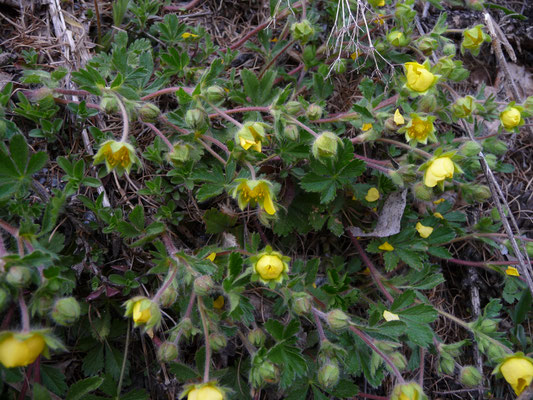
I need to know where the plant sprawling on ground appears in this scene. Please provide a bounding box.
[0,0,532,399]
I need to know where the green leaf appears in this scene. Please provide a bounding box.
[40,365,68,396]
[33,383,52,400]
[204,208,237,234]
[300,172,337,204]
[10,134,28,173]
[105,344,128,381]
[27,152,48,175]
[427,226,455,244]
[396,248,424,270]
[120,389,150,400]
[168,362,200,382]
[129,205,145,231]
[66,376,104,400]
[391,290,415,312]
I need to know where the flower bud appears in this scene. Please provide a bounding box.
[285,101,302,115]
[485,153,497,169]
[248,328,266,347]
[390,382,427,400]
[460,141,482,157]
[486,342,506,362]
[306,104,323,121]
[159,286,178,308]
[157,341,179,363]
[209,332,227,352]
[326,309,350,330]
[138,102,161,122]
[193,275,215,296]
[479,318,498,333]
[417,37,438,55]
[124,296,161,330]
[51,297,81,326]
[283,124,299,140]
[318,360,340,388]
[387,31,409,47]
[374,340,401,353]
[500,106,522,131]
[0,332,46,368]
[6,266,32,288]
[185,108,209,132]
[418,94,437,113]
[290,19,314,44]
[175,317,200,340]
[204,85,226,103]
[463,184,491,203]
[443,43,457,56]
[168,143,190,165]
[292,292,312,315]
[312,131,341,160]
[390,352,408,372]
[254,359,279,386]
[452,96,476,119]
[413,182,433,201]
[460,366,483,388]
[100,93,119,114]
[438,355,455,375]
[527,242,533,258]
[483,138,507,156]
[332,59,347,74]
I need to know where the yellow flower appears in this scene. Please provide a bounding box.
[500,107,522,131]
[252,247,290,285]
[362,123,373,132]
[505,266,520,277]
[404,62,437,93]
[378,241,394,251]
[415,222,433,238]
[404,115,435,145]
[206,252,216,262]
[213,295,225,309]
[383,310,400,321]
[461,25,489,55]
[256,255,284,281]
[0,332,46,368]
[365,187,380,202]
[433,212,444,219]
[133,301,151,324]
[424,156,455,187]
[499,355,533,395]
[394,109,405,125]
[187,384,224,400]
[236,122,267,152]
[182,32,199,39]
[93,140,140,176]
[350,50,362,61]
[231,179,276,215]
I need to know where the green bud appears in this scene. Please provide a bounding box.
[390,352,408,372]
[417,36,438,55]
[418,94,437,113]
[317,360,340,388]
[452,96,476,119]
[442,43,457,57]
[193,275,215,296]
[483,137,507,156]
[51,297,81,326]
[306,104,323,121]
[100,94,119,114]
[204,85,226,103]
[157,341,179,363]
[138,102,161,122]
[384,117,399,132]
[460,366,483,388]
[285,101,302,115]
[486,342,506,362]
[390,382,428,400]
[387,31,409,47]
[484,153,497,169]
[413,182,433,201]
[332,59,347,74]
[159,286,178,308]
[257,359,279,384]
[168,143,190,165]
[527,242,533,257]
[479,318,498,333]
[283,124,299,140]
[175,317,200,340]
[185,108,209,132]
[438,355,455,375]
[6,266,32,288]
[290,20,314,44]
[460,141,482,157]
[248,328,266,347]
[374,340,401,353]
[326,309,350,330]
[312,131,341,160]
[292,292,312,315]
[209,332,227,351]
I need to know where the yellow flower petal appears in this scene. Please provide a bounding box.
[433,198,445,204]
[500,107,521,130]
[433,212,444,219]
[383,310,400,321]
[181,32,199,39]
[378,241,394,251]
[350,50,361,60]
[187,385,224,400]
[206,252,216,262]
[505,266,520,277]
[133,301,151,324]
[394,109,405,125]
[405,62,437,93]
[424,157,455,188]
[0,333,45,368]
[365,187,380,202]
[415,222,434,238]
[500,357,533,395]
[362,123,373,132]
[213,295,225,309]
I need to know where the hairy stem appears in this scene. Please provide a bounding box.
[198,296,211,383]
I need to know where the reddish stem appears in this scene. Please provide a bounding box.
[143,121,174,150]
[208,106,271,119]
[54,88,91,96]
[140,87,193,101]
[347,232,394,304]
[158,115,189,135]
